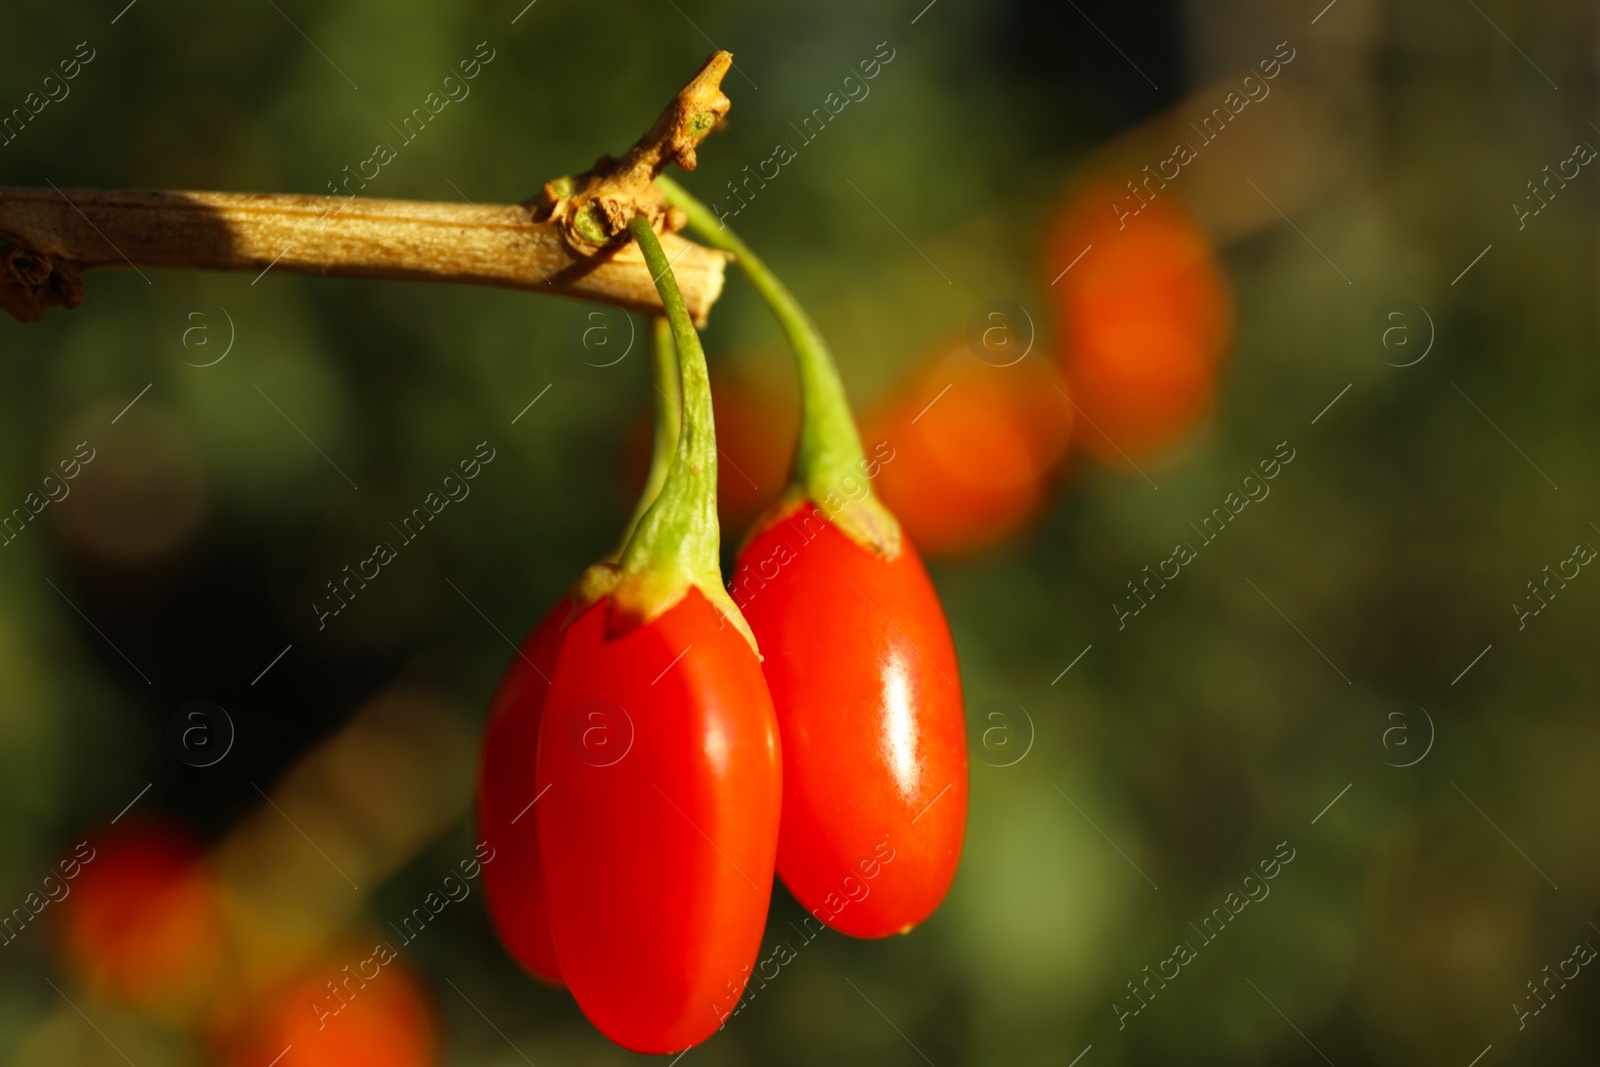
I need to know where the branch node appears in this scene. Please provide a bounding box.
[1,232,83,323]
[533,51,732,255]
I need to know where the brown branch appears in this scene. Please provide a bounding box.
[0,188,728,324]
[0,52,738,326]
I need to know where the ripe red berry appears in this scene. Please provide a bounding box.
[478,314,686,995]
[521,215,779,1053]
[476,597,568,986]
[733,506,966,936]
[658,175,970,938]
[537,588,779,1050]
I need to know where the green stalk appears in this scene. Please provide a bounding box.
[655,174,899,555]
[583,215,753,649]
[610,316,681,559]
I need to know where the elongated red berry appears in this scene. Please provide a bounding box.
[733,504,965,936]
[476,597,567,985]
[531,209,778,1053]
[477,294,686,989]
[659,174,969,938]
[537,589,778,1051]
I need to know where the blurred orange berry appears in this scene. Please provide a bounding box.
[866,344,1073,558]
[57,821,227,1013]
[221,951,436,1067]
[1045,181,1232,465]
[1067,315,1216,463]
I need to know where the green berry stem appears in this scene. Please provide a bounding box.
[613,315,682,557]
[603,215,753,648]
[654,174,899,554]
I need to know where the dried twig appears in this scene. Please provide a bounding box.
[0,189,728,324]
[0,53,738,326]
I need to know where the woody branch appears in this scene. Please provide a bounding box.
[0,53,737,326]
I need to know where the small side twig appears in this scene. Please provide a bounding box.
[533,51,733,253]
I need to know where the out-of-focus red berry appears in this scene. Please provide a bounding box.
[866,346,1073,557]
[1045,182,1232,464]
[57,821,227,1013]
[220,950,436,1067]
